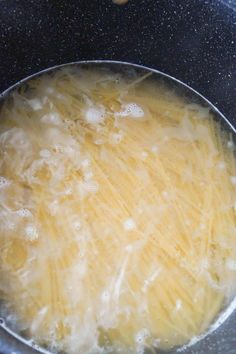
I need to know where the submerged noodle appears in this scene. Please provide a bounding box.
[0,67,236,354]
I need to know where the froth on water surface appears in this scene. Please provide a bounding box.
[0,63,236,354]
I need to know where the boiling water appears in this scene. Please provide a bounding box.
[0,66,236,354]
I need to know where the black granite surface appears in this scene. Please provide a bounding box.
[0,1,236,354]
[0,0,235,121]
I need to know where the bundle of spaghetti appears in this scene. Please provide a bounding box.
[0,67,236,354]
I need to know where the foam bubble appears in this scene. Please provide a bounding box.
[217,162,226,170]
[39,149,51,158]
[140,151,148,160]
[226,259,236,271]
[101,291,110,302]
[227,140,234,148]
[28,98,43,111]
[230,176,236,185]
[0,176,11,188]
[25,224,39,241]
[125,244,133,253]
[81,159,90,169]
[73,220,81,231]
[84,172,93,181]
[85,107,105,124]
[175,299,182,311]
[151,145,158,153]
[41,112,62,126]
[16,208,32,218]
[45,87,54,94]
[135,328,150,344]
[116,102,144,119]
[110,132,123,144]
[123,218,136,231]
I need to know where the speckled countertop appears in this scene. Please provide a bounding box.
[0,1,236,354]
[0,0,235,122]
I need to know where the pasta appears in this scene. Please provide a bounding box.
[0,66,236,354]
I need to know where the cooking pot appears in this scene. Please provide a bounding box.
[0,1,235,353]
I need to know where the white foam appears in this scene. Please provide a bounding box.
[0,176,11,188]
[123,218,136,231]
[84,171,93,181]
[152,338,161,347]
[83,181,99,194]
[28,98,43,111]
[25,224,39,241]
[116,102,144,119]
[85,106,105,124]
[81,159,90,169]
[110,132,123,144]
[151,145,158,153]
[39,149,51,158]
[230,176,236,185]
[217,162,226,170]
[73,221,81,231]
[101,291,110,303]
[162,191,169,199]
[227,140,234,148]
[41,112,62,126]
[226,259,236,271]
[16,208,32,218]
[45,87,54,94]
[135,328,150,344]
[142,268,161,292]
[175,299,182,312]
